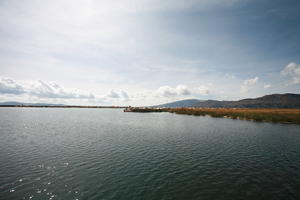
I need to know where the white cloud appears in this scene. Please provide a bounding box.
[281,62,300,85]
[107,90,120,98]
[241,77,259,93]
[157,85,193,97]
[176,85,191,95]
[197,86,210,95]
[107,89,130,101]
[244,77,259,85]
[0,77,26,95]
[264,84,271,89]
[0,77,136,104]
[157,84,210,97]
[157,86,177,97]
[29,80,95,99]
[224,73,235,79]
[0,77,95,99]
[120,90,130,100]
[1,1,299,105]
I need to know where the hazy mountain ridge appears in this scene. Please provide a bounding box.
[0,102,65,106]
[152,99,202,108]
[1,94,299,108]
[154,94,300,108]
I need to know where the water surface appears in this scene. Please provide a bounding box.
[0,108,299,200]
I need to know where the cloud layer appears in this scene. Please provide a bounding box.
[281,62,300,85]
[0,1,300,105]
[29,80,95,99]
[0,65,299,106]
[107,90,129,101]
[0,77,95,100]
[241,77,259,93]
[0,77,26,95]
[157,85,210,98]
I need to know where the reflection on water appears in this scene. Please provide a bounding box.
[0,108,299,200]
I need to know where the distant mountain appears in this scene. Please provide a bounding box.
[193,93,300,108]
[1,94,299,108]
[228,93,300,108]
[153,99,202,108]
[0,102,65,106]
[154,94,300,108]
[0,101,24,106]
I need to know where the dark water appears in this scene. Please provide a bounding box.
[0,108,299,200]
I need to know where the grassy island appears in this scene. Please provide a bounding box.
[127,107,300,124]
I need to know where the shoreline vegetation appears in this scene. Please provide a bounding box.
[125,107,300,124]
[1,105,299,124]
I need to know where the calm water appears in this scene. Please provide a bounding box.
[0,108,299,200]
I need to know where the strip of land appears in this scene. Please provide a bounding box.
[0,105,125,108]
[126,107,300,124]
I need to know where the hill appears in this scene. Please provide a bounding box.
[0,102,65,106]
[153,99,201,108]
[154,93,300,108]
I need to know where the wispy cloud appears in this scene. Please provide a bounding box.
[281,62,300,85]
[0,77,26,95]
[120,90,130,101]
[241,77,259,93]
[156,84,210,97]
[175,85,191,96]
[0,77,95,100]
[0,1,300,105]
[107,90,120,98]
[197,86,210,95]
[157,86,179,97]
[107,90,130,101]
[29,80,95,99]
[264,84,272,89]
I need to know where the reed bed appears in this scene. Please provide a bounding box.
[130,107,300,124]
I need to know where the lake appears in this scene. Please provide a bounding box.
[0,108,299,200]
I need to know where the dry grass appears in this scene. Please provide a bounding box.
[169,108,300,124]
[130,107,300,124]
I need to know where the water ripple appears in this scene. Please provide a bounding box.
[0,108,299,200]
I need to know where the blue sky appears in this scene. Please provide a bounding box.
[0,0,299,106]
